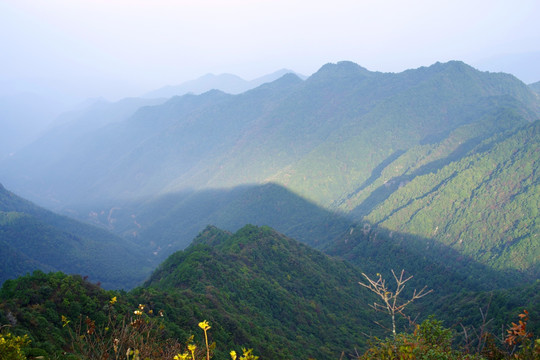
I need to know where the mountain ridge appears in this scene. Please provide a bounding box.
[0,60,538,284]
[2,60,537,208]
[143,68,305,99]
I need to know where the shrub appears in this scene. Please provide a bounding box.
[0,329,30,360]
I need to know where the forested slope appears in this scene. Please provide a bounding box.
[1,226,538,359]
[0,183,151,289]
[356,120,539,274]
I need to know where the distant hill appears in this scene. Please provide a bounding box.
[0,96,166,202]
[0,183,151,289]
[49,96,166,130]
[143,69,305,98]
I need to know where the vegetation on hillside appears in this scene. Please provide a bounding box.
[0,184,152,289]
[361,120,539,274]
[1,270,538,359]
[1,225,539,359]
[141,225,376,358]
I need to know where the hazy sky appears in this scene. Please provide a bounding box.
[1,0,539,101]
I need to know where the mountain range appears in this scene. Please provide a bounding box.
[142,69,306,98]
[0,60,537,304]
[1,60,538,284]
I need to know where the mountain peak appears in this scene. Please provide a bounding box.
[249,72,304,93]
[410,60,475,76]
[144,69,304,99]
[311,61,371,79]
[143,224,375,358]
[435,60,475,72]
[275,72,303,83]
[191,224,283,251]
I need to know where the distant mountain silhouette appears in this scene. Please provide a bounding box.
[143,68,306,98]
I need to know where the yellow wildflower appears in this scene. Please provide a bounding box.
[110,296,117,305]
[198,320,211,331]
[230,350,237,360]
[188,343,197,360]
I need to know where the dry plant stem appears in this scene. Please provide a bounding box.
[459,294,493,354]
[359,269,432,338]
[204,328,210,360]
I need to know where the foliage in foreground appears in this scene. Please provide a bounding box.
[62,300,258,360]
[3,304,538,359]
[356,269,539,359]
[359,314,540,360]
[1,270,539,359]
[0,329,30,360]
[0,225,538,359]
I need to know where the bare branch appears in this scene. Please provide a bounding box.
[359,269,432,338]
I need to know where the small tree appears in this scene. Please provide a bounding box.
[359,269,432,338]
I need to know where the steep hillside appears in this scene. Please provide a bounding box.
[265,62,539,206]
[0,184,151,289]
[141,224,379,359]
[354,120,540,274]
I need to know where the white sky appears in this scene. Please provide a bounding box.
[1,0,539,101]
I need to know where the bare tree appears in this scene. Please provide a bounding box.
[460,294,494,354]
[359,269,432,338]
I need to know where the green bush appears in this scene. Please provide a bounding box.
[0,329,30,360]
